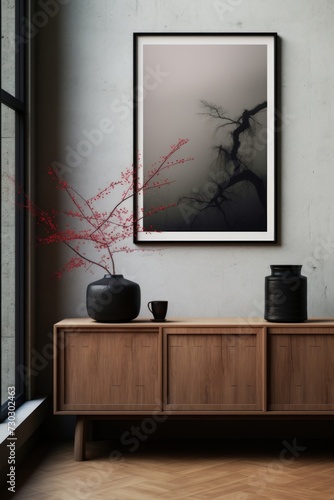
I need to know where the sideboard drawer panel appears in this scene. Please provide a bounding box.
[164,330,264,411]
[55,328,161,412]
[269,333,334,410]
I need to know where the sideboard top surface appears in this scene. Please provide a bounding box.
[54,317,334,328]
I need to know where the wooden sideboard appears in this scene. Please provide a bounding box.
[53,318,334,460]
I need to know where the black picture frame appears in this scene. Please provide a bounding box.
[134,32,277,243]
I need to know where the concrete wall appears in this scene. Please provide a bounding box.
[35,0,334,396]
[2,0,17,404]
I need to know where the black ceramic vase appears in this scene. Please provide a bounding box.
[264,265,307,322]
[86,274,141,323]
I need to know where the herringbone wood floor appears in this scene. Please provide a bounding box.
[2,438,334,499]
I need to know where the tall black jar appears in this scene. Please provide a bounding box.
[86,274,141,323]
[264,265,307,322]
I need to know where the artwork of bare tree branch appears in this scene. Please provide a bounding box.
[178,100,268,232]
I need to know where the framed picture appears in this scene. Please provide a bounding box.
[133,32,277,243]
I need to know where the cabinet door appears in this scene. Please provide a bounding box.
[55,328,161,412]
[269,329,334,411]
[164,328,264,411]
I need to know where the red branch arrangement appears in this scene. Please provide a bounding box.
[24,139,193,278]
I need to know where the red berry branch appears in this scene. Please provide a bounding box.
[23,139,193,278]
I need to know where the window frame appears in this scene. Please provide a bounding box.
[1,0,27,422]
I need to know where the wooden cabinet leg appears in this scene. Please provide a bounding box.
[74,416,87,461]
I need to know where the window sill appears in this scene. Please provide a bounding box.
[0,397,49,444]
[0,396,50,483]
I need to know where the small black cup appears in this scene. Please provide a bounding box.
[148,301,168,321]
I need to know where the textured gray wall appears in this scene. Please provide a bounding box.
[34,0,334,396]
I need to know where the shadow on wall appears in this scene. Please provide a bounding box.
[34,2,67,399]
